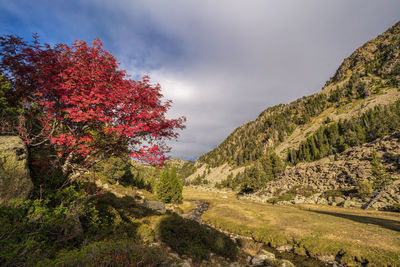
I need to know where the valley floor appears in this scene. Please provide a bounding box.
[181,187,400,266]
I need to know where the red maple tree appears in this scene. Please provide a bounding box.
[0,35,185,179]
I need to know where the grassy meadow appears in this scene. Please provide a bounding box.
[181,187,400,266]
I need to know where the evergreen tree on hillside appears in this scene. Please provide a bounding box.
[289,101,400,164]
[370,150,392,190]
[363,150,394,209]
[216,151,285,192]
[156,167,182,203]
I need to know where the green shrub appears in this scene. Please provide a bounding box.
[136,224,155,243]
[0,75,22,125]
[321,188,357,199]
[267,194,294,204]
[287,185,316,197]
[357,180,373,197]
[0,185,100,266]
[36,239,171,267]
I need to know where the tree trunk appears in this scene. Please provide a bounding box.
[62,152,74,176]
[363,187,388,210]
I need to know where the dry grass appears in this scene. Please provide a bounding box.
[183,187,400,266]
[177,200,196,214]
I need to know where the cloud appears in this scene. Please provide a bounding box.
[1,0,400,160]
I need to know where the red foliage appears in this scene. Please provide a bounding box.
[0,35,185,173]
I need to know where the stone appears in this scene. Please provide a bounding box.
[251,252,275,266]
[169,252,180,259]
[179,260,191,267]
[260,250,275,260]
[143,199,166,214]
[334,197,345,204]
[275,245,293,252]
[317,254,336,264]
[293,196,305,204]
[250,256,266,266]
[341,200,353,208]
[279,260,295,267]
[247,256,253,264]
[0,136,33,205]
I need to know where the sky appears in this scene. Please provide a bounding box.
[1,1,400,160]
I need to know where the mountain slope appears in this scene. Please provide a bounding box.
[187,21,400,196]
[199,21,400,167]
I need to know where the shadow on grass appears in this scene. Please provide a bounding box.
[308,209,400,232]
[97,191,239,262]
[157,213,238,262]
[94,191,159,219]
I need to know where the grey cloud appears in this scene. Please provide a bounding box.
[131,1,400,160]
[2,0,399,160]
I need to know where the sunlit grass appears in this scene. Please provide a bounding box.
[177,200,196,213]
[183,187,400,266]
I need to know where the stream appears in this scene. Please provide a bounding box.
[183,200,332,267]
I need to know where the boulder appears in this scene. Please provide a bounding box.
[275,245,293,252]
[317,198,328,205]
[279,260,295,267]
[0,136,33,205]
[250,252,275,266]
[334,197,345,204]
[293,196,305,204]
[143,199,166,214]
[178,260,191,267]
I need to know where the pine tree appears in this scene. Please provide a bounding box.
[155,167,182,203]
[363,150,393,209]
[156,168,171,203]
[169,166,183,203]
[370,150,392,190]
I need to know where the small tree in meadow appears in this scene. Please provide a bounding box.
[156,167,182,203]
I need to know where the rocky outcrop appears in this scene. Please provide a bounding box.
[0,136,33,204]
[242,132,400,209]
[143,199,166,214]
